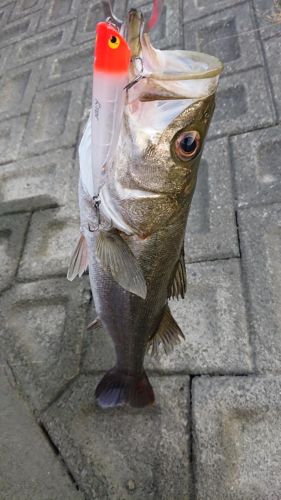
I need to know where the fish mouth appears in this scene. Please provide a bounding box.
[126,22,223,103]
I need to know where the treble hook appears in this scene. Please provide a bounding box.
[124,56,144,91]
[102,1,123,29]
[88,195,114,232]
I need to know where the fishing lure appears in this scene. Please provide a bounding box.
[80,21,131,201]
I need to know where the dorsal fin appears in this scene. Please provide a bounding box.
[168,246,187,300]
[147,305,185,357]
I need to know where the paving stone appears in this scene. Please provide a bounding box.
[0,59,43,120]
[73,0,108,45]
[0,213,29,292]
[182,0,245,22]
[0,11,39,49]
[0,363,83,500]
[0,44,12,75]
[0,149,75,214]
[39,0,80,29]
[40,41,92,89]
[18,207,79,280]
[111,0,128,20]
[129,0,182,49]
[193,375,281,499]
[0,115,27,164]
[208,67,275,138]
[7,19,76,68]
[0,1,14,27]
[10,0,45,20]
[0,277,90,410]
[42,374,191,500]
[238,204,281,373]
[20,78,86,157]
[186,138,239,262]
[253,0,281,40]
[184,3,263,75]
[264,35,281,119]
[231,125,281,207]
[82,259,252,375]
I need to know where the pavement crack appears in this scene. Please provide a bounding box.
[39,423,82,494]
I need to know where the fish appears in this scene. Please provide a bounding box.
[67,8,223,408]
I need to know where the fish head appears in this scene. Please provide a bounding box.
[104,32,222,236]
[124,92,216,197]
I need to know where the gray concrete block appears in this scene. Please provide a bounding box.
[18,207,79,280]
[0,45,12,75]
[39,0,80,29]
[0,278,90,410]
[7,19,76,68]
[129,0,182,49]
[208,67,276,139]
[264,35,281,120]
[193,375,281,499]
[10,0,45,20]
[42,374,191,499]
[238,204,281,372]
[0,364,83,499]
[0,11,39,49]
[0,1,14,27]
[0,59,43,120]
[40,41,92,89]
[73,0,108,45]
[231,125,281,207]
[184,3,263,75]
[0,213,29,292]
[183,0,245,22]
[253,0,281,40]
[0,149,75,214]
[0,115,27,164]
[20,78,86,157]
[186,138,239,262]
[82,259,252,375]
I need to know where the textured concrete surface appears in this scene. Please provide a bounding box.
[0,362,82,499]
[193,376,281,499]
[42,374,191,499]
[0,0,280,498]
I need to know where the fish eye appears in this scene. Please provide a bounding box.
[108,35,121,49]
[175,131,201,161]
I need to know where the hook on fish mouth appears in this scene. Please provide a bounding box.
[101,0,164,33]
[88,195,113,232]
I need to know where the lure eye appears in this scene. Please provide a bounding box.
[108,35,121,49]
[175,131,201,161]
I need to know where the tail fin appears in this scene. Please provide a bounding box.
[95,369,155,408]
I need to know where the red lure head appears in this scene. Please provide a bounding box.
[94,22,131,74]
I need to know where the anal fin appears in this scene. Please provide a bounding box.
[67,234,88,281]
[147,305,185,357]
[168,246,187,300]
[96,230,147,299]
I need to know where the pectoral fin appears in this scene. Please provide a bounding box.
[168,246,187,300]
[147,305,185,357]
[95,231,147,299]
[67,234,89,281]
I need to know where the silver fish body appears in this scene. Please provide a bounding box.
[76,94,216,407]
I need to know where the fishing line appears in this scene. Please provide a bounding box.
[200,21,281,54]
